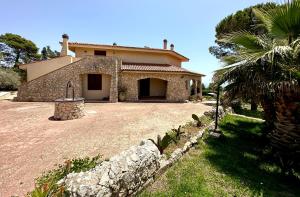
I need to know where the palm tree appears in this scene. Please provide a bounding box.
[215,0,300,173]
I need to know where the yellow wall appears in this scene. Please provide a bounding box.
[24,56,81,81]
[82,74,111,100]
[150,78,167,96]
[74,48,182,67]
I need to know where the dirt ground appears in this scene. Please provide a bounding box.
[0,101,211,196]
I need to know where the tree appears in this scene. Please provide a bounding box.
[0,33,39,67]
[0,43,15,67]
[209,2,277,59]
[215,0,300,174]
[210,3,278,111]
[41,46,60,60]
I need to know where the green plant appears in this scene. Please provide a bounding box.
[31,155,102,196]
[140,115,300,197]
[214,0,300,172]
[171,125,185,142]
[149,134,174,154]
[188,95,197,101]
[192,114,202,127]
[118,85,127,93]
[29,180,67,197]
[0,67,21,90]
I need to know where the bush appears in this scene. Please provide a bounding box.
[30,155,102,196]
[0,67,21,90]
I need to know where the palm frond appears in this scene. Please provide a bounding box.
[253,0,300,42]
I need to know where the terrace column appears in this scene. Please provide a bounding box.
[197,79,202,100]
[193,79,197,96]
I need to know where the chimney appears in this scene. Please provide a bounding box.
[170,44,174,51]
[163,39,168,49]
[60,34,69,56]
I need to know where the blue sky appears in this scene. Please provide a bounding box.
[1,0,273,85]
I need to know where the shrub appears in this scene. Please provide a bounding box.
[30,155,102,196]
[189,95,197,101]
[0,67,21,90]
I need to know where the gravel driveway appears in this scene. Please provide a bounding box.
[0,101,211,196]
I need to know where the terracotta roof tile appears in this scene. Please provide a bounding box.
[121,62,204,76]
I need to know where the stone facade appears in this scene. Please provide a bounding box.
[120,72,201,102]
[17,56,121,102]
[16,56,202,102]
[54,99,85,120]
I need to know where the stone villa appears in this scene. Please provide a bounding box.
[17,34,204,102]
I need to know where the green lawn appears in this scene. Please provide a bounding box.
[234,104,264,119]
[139,115,300,197]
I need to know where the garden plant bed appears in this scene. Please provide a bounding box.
[162,115,212,158]
[139,115,300,197]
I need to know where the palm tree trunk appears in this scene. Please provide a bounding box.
[260,95,276,132]
[250,99,258,111]
[268,86,300,174]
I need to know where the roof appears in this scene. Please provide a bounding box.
[121,62,205,76]
[67,42,189,62]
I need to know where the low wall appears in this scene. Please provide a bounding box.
[61,140,161,196]
[59,125,211,196]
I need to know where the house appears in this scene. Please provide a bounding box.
[16,34,204,102]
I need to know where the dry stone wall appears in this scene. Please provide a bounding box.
[17,56,121,102]
[60,140,161,197]
[59,124,211,197]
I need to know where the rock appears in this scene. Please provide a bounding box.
[61,140,160,196]
[204,106,225,120]
[209,132,222,138]
[225,107,233,114]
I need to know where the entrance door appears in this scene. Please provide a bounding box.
[139,78,150,98]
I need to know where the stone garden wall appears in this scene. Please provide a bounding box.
[57,107,227,196]
[16,56,121,102]
[59,123,215,196]
[61,140,161,197]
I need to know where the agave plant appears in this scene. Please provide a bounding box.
[215,0,300,173]
[149,134,174,154]
[192,114,203,127]
[171,125,185,142]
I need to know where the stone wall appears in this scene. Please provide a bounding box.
[16,56,121,102]
[61,140,160,197]
[54,99,85,120]
[59,124,211,197]
[120,72,200,102]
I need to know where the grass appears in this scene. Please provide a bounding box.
[139,115,300,197]
[234,103,264,119]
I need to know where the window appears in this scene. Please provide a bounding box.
[88,74,102,90]
[94,50,106,56]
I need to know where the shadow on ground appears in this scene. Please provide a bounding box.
[204,116,300,197]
